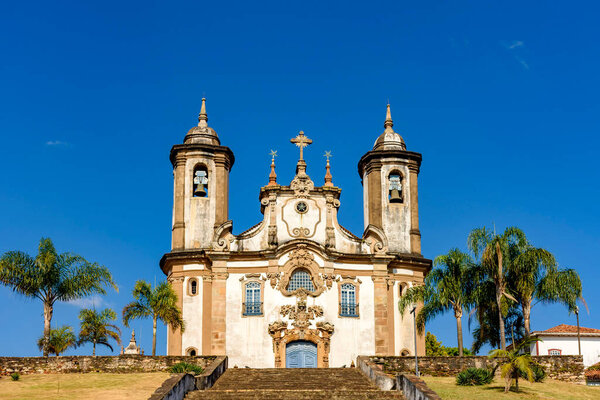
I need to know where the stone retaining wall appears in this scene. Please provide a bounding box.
[364,355,585,384]
[0,355,218,375]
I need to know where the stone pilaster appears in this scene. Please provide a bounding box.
[408,163,421,254]
[211,261,228,354]
[172,155,186,250]
[167,271,184,355]
[372,263,389,355]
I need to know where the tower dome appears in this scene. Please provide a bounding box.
[184,98,221,145]
[373,104,406,151]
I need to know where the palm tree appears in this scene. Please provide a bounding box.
[399,249,473,356]
[37,326,77,356]
[509,246,584,336]
[78,308,122,356]
[468,226,527,350]
[489,336,539,393]
[0,238,117,356]
[122,280,184,356]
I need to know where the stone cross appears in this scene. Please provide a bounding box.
[290,131,312,160]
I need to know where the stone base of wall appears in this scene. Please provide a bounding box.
[0,355,219,375]
[363,355,585,384]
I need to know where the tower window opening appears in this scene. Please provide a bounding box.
[190,280,197,295]
[388,173,403,203]
[193,166,209,197]
[287,269,316,292]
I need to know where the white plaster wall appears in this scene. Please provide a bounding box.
[380,163,411,253]
[363,172,369,230]
[184,156,217,249]
[275,195,327,245]
[327,276,376,366]
[224,255,377,368]
[181,276,203,356]
[225,272,296,368]
[532,336,600,367]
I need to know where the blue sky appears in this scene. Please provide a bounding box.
[0,1,598,356]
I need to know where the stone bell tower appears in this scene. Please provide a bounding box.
[358,105,422,255]
[170,98,235,250]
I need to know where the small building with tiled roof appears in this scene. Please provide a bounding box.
[530,324,600,367]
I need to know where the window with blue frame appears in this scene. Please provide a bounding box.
[340,283,358,317]
[287,269,316,292]
[244,281,262,316]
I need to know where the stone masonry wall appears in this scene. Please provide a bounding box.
[0,355,216,375]
[365,355,585,384]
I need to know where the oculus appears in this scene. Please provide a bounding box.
[295,201,308,214]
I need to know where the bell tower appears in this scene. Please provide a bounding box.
[170,98,235,250]
[358,105,422,255]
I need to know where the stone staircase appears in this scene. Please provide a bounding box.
[186,368,404,399]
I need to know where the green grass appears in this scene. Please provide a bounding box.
[0,372,169,400]
[422,376,600,400]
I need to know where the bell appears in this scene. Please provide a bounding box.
[194,184,207,197]
[390,188,402,202]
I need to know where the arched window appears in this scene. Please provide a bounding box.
[287,269,316,292]
[187,278,199,296]
[388,172,403,203]
[340,283,358,317]
[193,165,209,197]
[186,347,198,356]
[243,281,262,316]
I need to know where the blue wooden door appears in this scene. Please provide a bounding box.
[286,341,317,368]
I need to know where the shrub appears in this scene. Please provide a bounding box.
[456,368,494,386]
[10,372,20,381]
[167,362,204,375]
[585,362,600,382]
[521,362,545,382]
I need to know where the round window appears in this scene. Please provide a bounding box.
[295,201,308,213]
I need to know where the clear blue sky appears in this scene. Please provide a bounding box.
[1,1,598,356]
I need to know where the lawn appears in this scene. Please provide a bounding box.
[422,376,600,400]
[0,372,170,400]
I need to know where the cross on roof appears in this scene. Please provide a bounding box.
[269,149,278,160]
[290,131,312,160]
[324,151,332,161]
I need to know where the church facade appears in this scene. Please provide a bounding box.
[160,100,431,368]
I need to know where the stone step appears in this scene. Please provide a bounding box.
[186,389,404,400]
[209,368,378,391]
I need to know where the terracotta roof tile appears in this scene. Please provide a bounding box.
[543,324,600,334]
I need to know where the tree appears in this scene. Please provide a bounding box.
[37,326,77,356]
[122,280,185,356]
[468,226,527,350]
[425,332,473,356]
[489,337,539,393]
[509,246,583,336]
[0,238,117,356]
[399,248,473,356]
[78,308,122,356]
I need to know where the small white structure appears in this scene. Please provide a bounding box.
[530,324,600,367]
[123,330,141,355]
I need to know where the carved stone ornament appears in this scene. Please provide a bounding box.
[268,224,278,248]
[321,273,337,289]
[290,172,315,197]
[213,220,236,251]
[362,224,389,254]
[267,294,334,368]
[278,246,326,297]
[266,272,281,289]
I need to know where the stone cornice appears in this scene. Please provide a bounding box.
[169,143,235,170]
[357,149,422,178]
[159,241,432,276]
